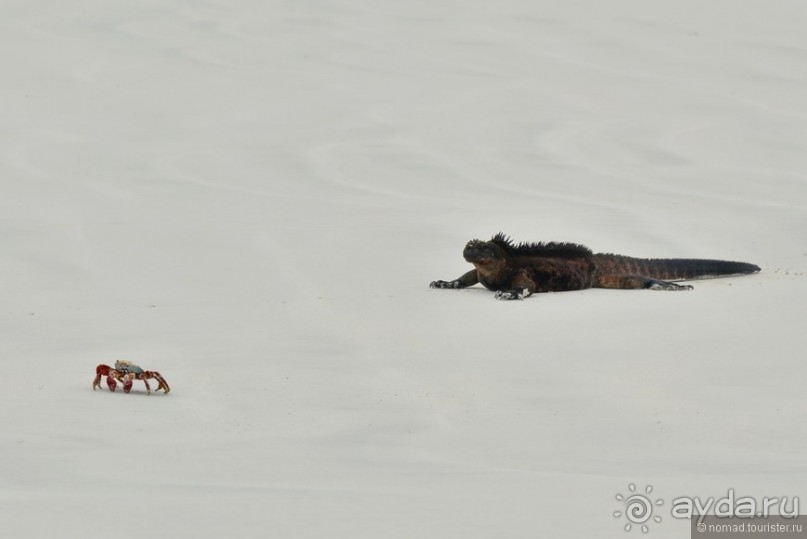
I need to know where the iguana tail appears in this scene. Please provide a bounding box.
[594,254,760,281]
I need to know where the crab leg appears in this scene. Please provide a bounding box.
[152,372,170,394]
[122,373,134,394]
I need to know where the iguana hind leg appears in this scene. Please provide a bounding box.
[648,279,693,291]
[597,275,693,291]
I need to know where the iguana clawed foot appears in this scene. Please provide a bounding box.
[495,289,531,300]
[430,280,463,289]
[647,280,694,291]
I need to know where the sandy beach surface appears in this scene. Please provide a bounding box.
[2,1,806,537]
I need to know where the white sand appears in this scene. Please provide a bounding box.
[2,1,805,537]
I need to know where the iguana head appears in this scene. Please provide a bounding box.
[464,238,508,278]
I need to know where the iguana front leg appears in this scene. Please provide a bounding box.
[430,270,479,289]
[494,288,532,300]
[494,273,536,300]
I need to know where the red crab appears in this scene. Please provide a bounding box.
[93,361,170,395]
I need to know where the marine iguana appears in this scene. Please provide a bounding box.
[430,233,760,300]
